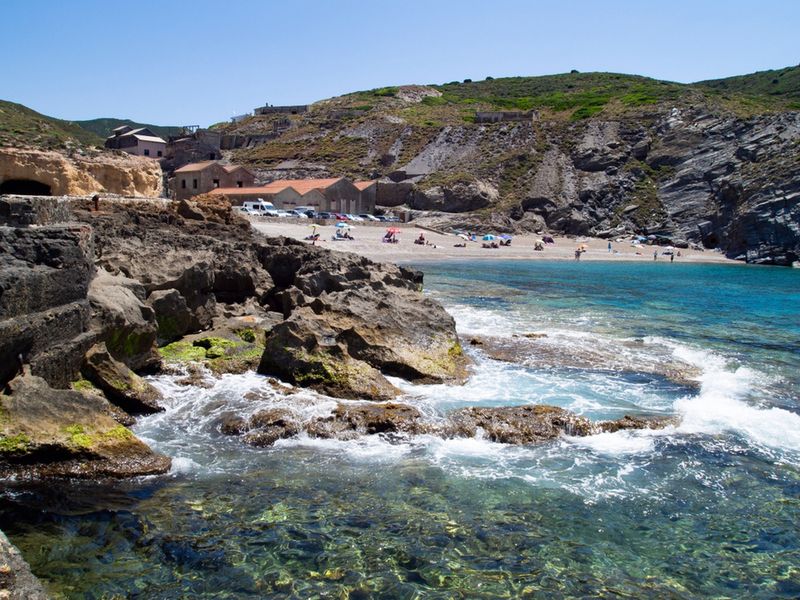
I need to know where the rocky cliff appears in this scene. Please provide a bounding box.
[223,67,800,265]
[0,147,162,197]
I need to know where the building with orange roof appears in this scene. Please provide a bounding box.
[172,161,255,200]
[207,177,376,213]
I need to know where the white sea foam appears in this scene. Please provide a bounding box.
[660,340,800,458]
[568,430,656,455]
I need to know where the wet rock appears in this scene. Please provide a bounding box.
[218,412,248,436]
[0,529,50,599]
[81,343,164,415]
[445,405,593,444]
[595,414,678,433]
[308,402,426,440]
[0,373,170,479]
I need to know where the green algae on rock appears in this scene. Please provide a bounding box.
[0,373,170,479]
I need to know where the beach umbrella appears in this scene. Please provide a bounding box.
[499,234,512,240]
[483,234,495,241]
[457,233,469,241]
[335,222,351,228]
[386,227,401,234]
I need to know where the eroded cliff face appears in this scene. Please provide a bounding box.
[405,110,800,263]
[0,147,162,197]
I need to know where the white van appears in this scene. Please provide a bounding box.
[242,199,276,216]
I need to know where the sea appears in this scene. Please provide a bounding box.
[2,260,799,599]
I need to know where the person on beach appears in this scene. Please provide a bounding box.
[575,248,581,261]
[670,253,674,263]
[608,241,612,253]
[653,249,658,261]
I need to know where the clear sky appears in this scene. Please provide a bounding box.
[1,0,797,126]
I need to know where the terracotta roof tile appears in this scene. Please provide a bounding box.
[174,161,219,173]
[207,187,274,195]
[261,178,343,194]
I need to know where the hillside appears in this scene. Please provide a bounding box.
[696,64,800,106]
[75,118,183,140]
[220,67,800,265]
[0,100,103,149]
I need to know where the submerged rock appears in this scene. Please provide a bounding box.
[0,529,50,599]
[0,373,170,479]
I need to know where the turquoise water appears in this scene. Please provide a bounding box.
[2,260,800,598]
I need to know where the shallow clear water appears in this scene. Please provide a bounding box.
[2,260,800,598]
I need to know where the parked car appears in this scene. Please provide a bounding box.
[358,214,380,221]
[375,215,388,222]
[263,209,280,217]
[235,206,257,215]
[275,210,293,218]
[317,212,333,220]
[346,214,364,221]
[334,213,348,220]
[286,210,309,218]
[384,215,400,222]
[303,210,317,218]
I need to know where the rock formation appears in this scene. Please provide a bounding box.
[0,147,162,197]
[217,396,674,448]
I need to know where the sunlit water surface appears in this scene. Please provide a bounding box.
[2,260,800,598]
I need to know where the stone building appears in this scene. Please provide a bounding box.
[105,126,167,158]
[208,177,376,213]
[172,161,255,201]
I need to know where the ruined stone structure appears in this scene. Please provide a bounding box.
[164,129,222,172]
[254,104,308,115]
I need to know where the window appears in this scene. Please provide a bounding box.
[181,180,186,189]
[193,179,198,189]
[143,149,150,156]
[213,179,220,188]
[236,181,243,188]
[157,150,163,157]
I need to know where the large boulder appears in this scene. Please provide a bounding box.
[257,240,467,399]
[0,373,170,478]
[146,288,193,345]
[87,269,159,370]
[81,343,164,415]
[444,405,594,444]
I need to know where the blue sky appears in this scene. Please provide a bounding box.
[1,0,797,126]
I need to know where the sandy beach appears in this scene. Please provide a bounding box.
[251,219,734,265]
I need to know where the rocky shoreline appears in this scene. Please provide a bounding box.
[1,194,679,596]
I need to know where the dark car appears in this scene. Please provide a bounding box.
[317,212,333,220]
[303,210,317,218]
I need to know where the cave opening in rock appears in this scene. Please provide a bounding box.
[0,179,52,195]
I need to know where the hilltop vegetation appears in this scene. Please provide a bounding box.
[697,64,800,108]
[0,100,103,149]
